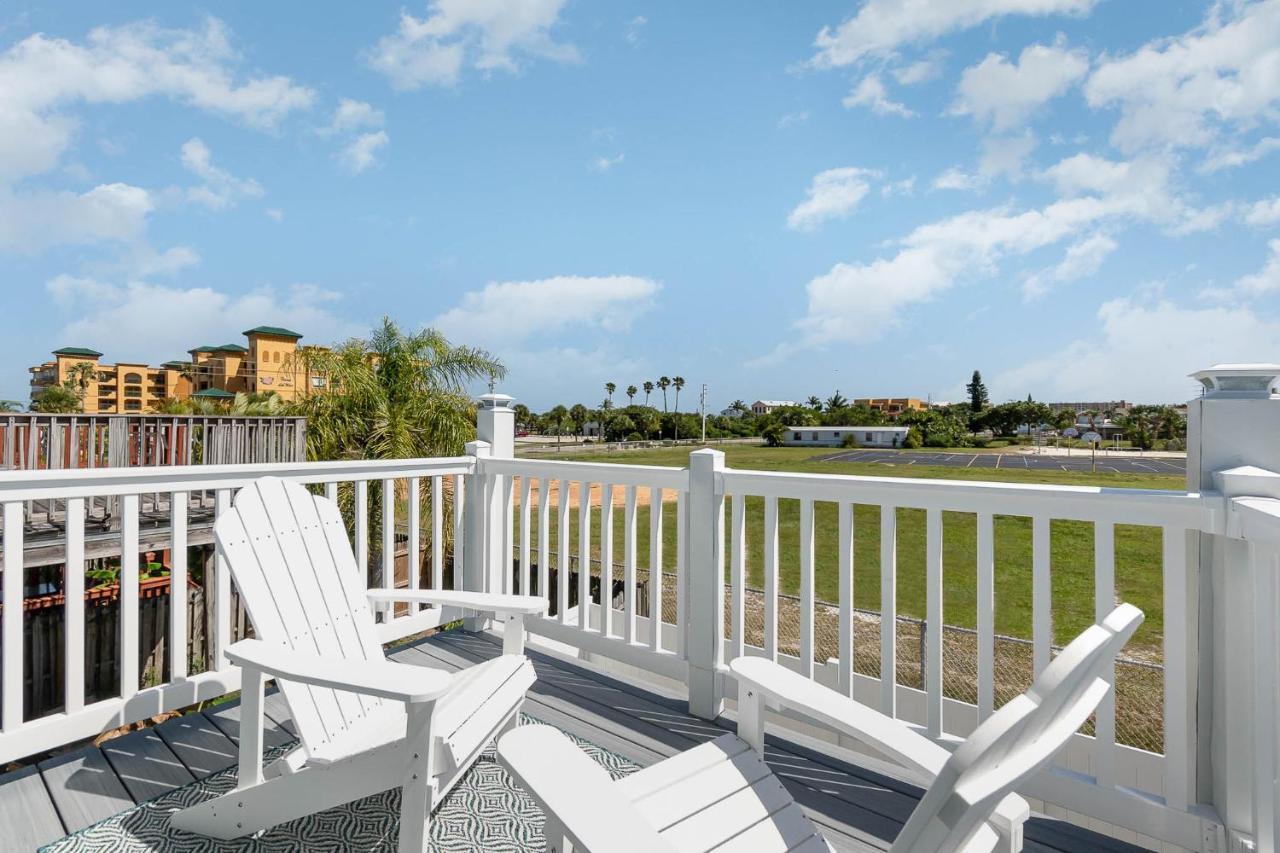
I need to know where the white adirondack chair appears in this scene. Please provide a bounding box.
[498,604,1143,853]
[171,476,545,853]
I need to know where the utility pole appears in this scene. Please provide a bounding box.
[700,384,708,443]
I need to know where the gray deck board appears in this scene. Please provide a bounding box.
[37,745,133,835]
[0,765,64,852]
[0,627,1152,852]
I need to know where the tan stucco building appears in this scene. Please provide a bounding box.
[29,326,328,413]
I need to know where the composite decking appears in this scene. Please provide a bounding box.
[0,628,1149,852]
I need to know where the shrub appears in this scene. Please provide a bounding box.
[840,433,860,448]
[903,427,922,449]
[626,432,644,442]
[762,424,786,447]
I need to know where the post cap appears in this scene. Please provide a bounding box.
[477,393,515,410]
[1189,364,1280,400]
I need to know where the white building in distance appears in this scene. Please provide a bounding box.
[751,399,798,415]
[783,426,910,448]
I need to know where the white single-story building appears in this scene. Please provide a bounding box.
[783,426,910,448]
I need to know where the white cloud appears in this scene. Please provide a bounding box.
[181,137,264,208]
[339,131,389,173]
[0,183,152,252]
[1085,0,1280,152]
[46,279,363,359]
[368,0,578,90]
[881,176,916,197]
[842,74,914,117]
[432,275,660,346]
[1021,231,1117,299]
[321,98,384,135]
[809,0,1095,68]
[0,17,314,183]
[589,153,625,172]
[787,167,879,230]
[979,133,1037,180]
[893,56,943,85]
[1231,239,1280,296]
[625,16,647,45]
[995,296,1280,401]
[127,245,201,277]
[933,167,981,191]
[1244,197,1280,228]
[1200,137,1280,173]
[951,41,1089,130]
[777,110,810,129]
[265,208,284,222]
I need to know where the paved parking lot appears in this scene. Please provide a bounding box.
[817,448,1187,476]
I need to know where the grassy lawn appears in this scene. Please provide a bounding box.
[517,445,1185,653]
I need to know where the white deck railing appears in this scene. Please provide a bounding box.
[8,371,1280,851]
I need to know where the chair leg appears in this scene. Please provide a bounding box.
[399,701,437,853]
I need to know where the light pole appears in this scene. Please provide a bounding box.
[700,384,708,443]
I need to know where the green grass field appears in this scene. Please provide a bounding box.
[517,445,1185,653]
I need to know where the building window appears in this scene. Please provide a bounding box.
[865,432,873,442]
[833,431,840,437]
[124,386,142,398]
[792,432,801,441]
[123,372,142,384]
[311,376,327,388]
[124,400,142,411]
[98,401,113,411]
[812,432,818,441]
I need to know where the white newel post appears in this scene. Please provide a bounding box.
[466,394,515,632]
[1189,364,1280,849]
[686,448,726,720]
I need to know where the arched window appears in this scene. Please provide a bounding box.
[123,372,142,383]
[273,351,281,363]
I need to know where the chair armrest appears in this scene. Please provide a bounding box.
[497,725,675,853]
[366,589,547,615]
[226,639,452,703]
[729,657,1029,841]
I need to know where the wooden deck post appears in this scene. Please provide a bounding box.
[1189,365,1280,849]
[463,440,491,633]
[686,448,725,720]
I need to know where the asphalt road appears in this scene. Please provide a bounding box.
[817,448,1187,476]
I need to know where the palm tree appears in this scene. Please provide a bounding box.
[569,403,589,438]
[0,400,21,412]
[549,405,569,446]
[625,385,637,405]
[729,399,747,415]
[31,382,81,413]
[806,396,822,411]
[66,362,97,409]
[825,392,848,412]
[231,391,285,416]
[605,382,616,406]
[657,377,671,412]
[643,381,654,407]
[288,317,503,575]
[672,377,685,414]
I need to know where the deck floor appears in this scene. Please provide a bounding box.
[0,629,1149,852]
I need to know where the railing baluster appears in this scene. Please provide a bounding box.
[1094,521,1116,786]
[730,493,745,662]
[880,504,897,717]
[763,495,779,661]
[623,486,638,643]
[214,489,231,669]
[649,486,663,652]
[65,496,86,711]
[431,477,443,591]
[578,481,590,631]
[676,490,687,659]
[538,479,552,618]
[977,511,995,721]
[1032,514,1051,675]
[408,478,421,605]
[520,477,532,595]
[381,479,395,606]
[324,481,337,503]
[2,502,24,731]
[838,501,853,698]
[503,475,515,595]
[557,478,570,623]
[1163,525,1190,812]
[925,507,943,738]
[452,475,464,590]
[169,491,187,683]
[799,498,815,679]
[355,480,369,583]
[121,493,140,698]
[600,483,615,639]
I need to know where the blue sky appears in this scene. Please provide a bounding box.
[1,0,1278,410]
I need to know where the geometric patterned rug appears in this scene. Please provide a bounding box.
[40,714,640,852]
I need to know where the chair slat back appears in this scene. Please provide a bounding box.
[891,604,1143,853]
[215,477,387,753]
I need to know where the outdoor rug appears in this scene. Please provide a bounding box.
[40,714,640,852]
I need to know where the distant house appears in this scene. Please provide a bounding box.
[783,426,910,448]
[720,407,747,419]
[852,398,927,415]
[751,399,798,415]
